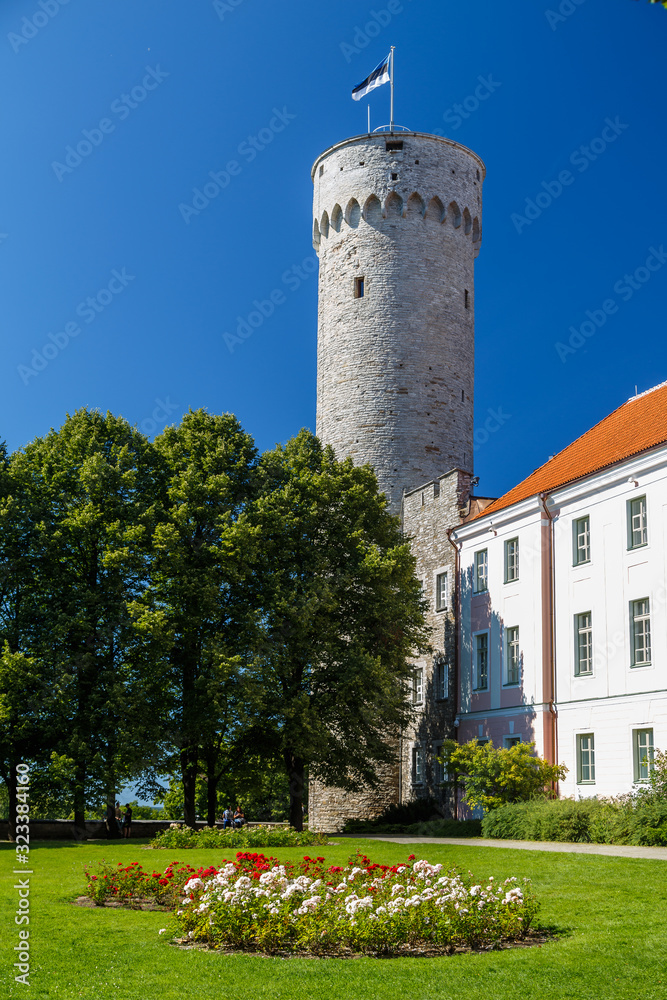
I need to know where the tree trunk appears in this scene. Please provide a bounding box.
[286,751,304,832]
[181,747,198,829]
[205,750,218,827]
[73,761,88,840]
[105,787,121,839]
[5,775,17,843]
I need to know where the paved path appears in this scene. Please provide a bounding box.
[336,833,667,861]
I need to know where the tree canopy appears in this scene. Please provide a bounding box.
[0,411,428,835]
[234,431,429,829]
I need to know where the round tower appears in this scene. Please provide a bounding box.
[312,131,484,513]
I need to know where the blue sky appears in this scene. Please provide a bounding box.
[1,0,666,501]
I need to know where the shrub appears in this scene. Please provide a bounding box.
[174,850,540,955]
[481,795,667,846]
[343,817,482,838]
[149,824,329,850]
[441,739,567,812]
[342,796,441,834]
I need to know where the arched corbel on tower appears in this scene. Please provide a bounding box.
[331,203,343,233]
[320,209,330,239]
[363,194,382,225]
[449,201,462,228]
[463,207,472,235]
[384,191,403,218]
[345,198,361,228]
[406,192,425,219]
[425,195,445,222]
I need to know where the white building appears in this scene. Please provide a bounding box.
[451,381,667,802]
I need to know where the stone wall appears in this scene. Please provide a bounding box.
[308,761,399,834]
[0,819,183,840]
[400,469,472,813]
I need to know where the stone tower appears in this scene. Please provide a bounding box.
[312,131,484,514]
[308,130,485,832]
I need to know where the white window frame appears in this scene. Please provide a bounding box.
[504,537,519,583]
[473,630,489,691]
[577,733,595,784]
[412,745,424,784]
[434,658,449,701]
[504,625,520,686]
[474,549,488,593]
[573,515,591,565]
[412,666,424,705]
[633,728,654,783]
[575,612,593,676]
[627,495,648,549]
[630,598,651,666]
[435,571,448,611]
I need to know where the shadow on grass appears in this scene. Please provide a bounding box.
[0,838,155,852]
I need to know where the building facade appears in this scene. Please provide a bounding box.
[451,383,667,807]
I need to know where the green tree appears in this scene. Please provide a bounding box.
[138,409,258,829]
[440,739,567,813]
[10,409,163,836]
[646,747,667,798]
[0,646,50,839]
[236,431,429,830]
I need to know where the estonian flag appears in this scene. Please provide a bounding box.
[352,53,391,101]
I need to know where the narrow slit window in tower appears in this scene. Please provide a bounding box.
[465,289,470,308]
[391,172,398,180]
[386,140,403,151]
[319,165,324,176]
[354,276,365,299]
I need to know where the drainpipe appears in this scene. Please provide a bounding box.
[447,527,461,819]
[539,493,558,783]
[398,732,402,806]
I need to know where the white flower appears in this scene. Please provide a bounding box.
[391,884,405,896]
[158,928,166,935]
[183,877,204,892]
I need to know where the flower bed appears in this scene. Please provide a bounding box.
[174,850,540,956]
[84,860,219,908]
[149,825,330,849]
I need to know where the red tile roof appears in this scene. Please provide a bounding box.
[472,380,667,520]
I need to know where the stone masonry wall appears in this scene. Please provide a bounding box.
[400,469,472,813]
[308,762,399,834]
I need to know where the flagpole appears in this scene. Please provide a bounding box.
[390,46,395,132]
[368,104,371,134]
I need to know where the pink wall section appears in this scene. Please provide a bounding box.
[458,710,540,750]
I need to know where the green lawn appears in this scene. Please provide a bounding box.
[1,837,665,999]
